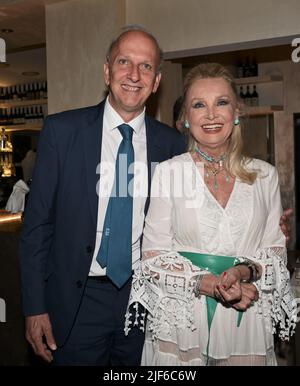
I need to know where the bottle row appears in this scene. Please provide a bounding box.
[239,85,259,107]
[0,105,48,126]
[236,57,258,78]
[0,81,48,102]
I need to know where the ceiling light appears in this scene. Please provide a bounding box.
[22,71,40,76]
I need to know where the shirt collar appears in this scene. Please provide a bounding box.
[104,97,145,135]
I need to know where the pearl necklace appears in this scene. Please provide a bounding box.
[195,146,230,190]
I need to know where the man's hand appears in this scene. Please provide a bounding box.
[25,313,57,362]
[280,208,293,242]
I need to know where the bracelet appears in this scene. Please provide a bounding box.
[193,274,204,298]
[235,260,258,283]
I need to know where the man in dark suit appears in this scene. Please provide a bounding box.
[19,26,186,365]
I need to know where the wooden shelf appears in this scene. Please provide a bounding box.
[235,75,283,85]
[0,98,47,109]
[245,105,283,116]
[2,123,42,132]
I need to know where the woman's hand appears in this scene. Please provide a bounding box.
[217,268,242,290]
[213,269,243,304]
[214,281,242,305]
[230,283,259,311]
[213,268,258,309]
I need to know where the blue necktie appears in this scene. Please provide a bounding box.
[96,124,134,288]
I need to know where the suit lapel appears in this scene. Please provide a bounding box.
[83,101,105,227]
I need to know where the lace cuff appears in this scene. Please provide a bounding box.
[239,247,297,340]
[125,251,204,337]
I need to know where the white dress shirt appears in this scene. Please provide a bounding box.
[89,98,148,276]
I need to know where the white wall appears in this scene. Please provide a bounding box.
[46,0,125,113]
[126,0,300,54]
[46,0,300,113]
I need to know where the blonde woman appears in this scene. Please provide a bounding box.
[126,63,297,366]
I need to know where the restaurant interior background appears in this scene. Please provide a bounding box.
[0,0,300,366]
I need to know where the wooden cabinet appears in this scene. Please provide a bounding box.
[235,75,283,116]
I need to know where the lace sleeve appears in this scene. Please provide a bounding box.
[143,250,164,260]
[239,247,297,340]
[125,252,206,336]
[241,165,298,340]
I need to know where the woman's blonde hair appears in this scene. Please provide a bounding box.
[182,62,257,184]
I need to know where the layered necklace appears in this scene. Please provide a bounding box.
[195,146,231,190]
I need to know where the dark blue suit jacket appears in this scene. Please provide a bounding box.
[19,100,186,346]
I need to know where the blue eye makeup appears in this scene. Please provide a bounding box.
[192,101,205,108]
[217,99,229,106]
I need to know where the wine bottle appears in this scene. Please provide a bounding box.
[243,57,251,77]
[237,60,243,78]
[239,86,245,101]
[245,85,251,106]
[251,85,259,106]
[250,58,258,77]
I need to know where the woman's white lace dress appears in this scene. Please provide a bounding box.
[125,153,297,366]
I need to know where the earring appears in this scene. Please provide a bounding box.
[184,120,190,129]
[234,118,240,125]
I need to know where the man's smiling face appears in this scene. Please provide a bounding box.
[104,30,161,122]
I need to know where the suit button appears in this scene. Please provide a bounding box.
[76,280,83,288]
[86,246,93,254]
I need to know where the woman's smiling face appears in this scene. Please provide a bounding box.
[185,77,239,154]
